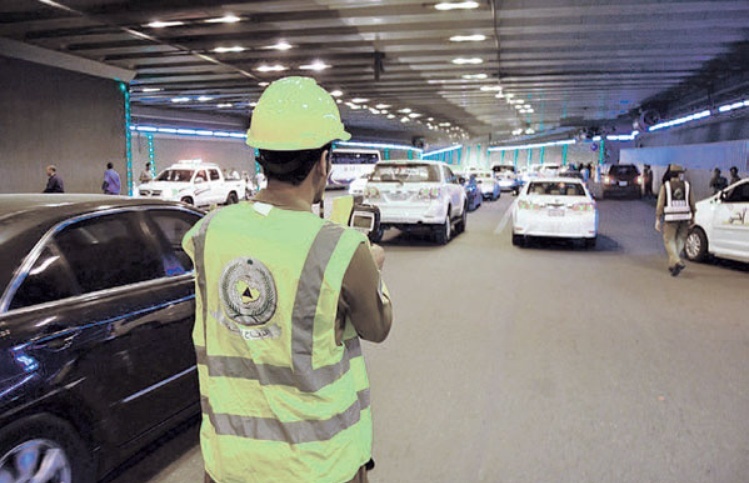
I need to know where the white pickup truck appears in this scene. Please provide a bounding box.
[137,161,245,207]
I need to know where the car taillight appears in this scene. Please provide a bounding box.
[517,200,531,210]
[418,187,441,199]
[365,186,380,199]
[635,176,642,184]
[571,202,596,212]
[604,175,612,184]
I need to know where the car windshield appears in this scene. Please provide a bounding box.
[609,165,639,176]
[370,164,440,183]
[156,169,194,182]
[492,165,515,173]
[528,182,585,196]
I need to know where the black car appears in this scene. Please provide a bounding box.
[0,194,203,482]
[602,164,642,199]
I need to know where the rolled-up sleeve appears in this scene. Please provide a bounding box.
[338,243,393,343]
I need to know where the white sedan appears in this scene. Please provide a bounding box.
[685,178,749,263]
[512,177,598,248]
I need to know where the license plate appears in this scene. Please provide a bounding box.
[548,209,565,217]
[619,181,628,187]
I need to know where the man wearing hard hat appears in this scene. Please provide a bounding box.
[183,77,393,482]
[655,164,696,276]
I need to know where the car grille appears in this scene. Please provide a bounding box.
[139,190,162,197]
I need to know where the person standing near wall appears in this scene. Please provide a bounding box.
[709,167,728,194]
[102,162,121,195]
[729,166,741,186]
[43,165,64,193]
[643,164,653,198]
[183,76,393,483]
[655,164,696,277]
[139,162,154,184]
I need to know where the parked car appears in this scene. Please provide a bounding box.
[473,171,501,201]
[137,160,245,207]
[348,173,370,197]
[364,160,468,244]
[458,174,483,211]
[601,164,641,199]
[0,194,203,482]
[685,178,749,263]
[512,178,598,248]
[492,165,522,194]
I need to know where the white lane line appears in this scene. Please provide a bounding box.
[494,201,514,234]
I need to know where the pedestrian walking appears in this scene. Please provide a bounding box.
[43,165,64,193]
[102,162,121,195]
[642,164,653,198]
[139,162,154,184]
[729,166,741,186]
[182,76,393,483]
[709,167,727,194]
[655,164,696,277]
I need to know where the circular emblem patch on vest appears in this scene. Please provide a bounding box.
[673,187,685,200]
[219,257,277,326]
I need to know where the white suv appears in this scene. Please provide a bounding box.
[363,160,467,244]
[686,179,749,263]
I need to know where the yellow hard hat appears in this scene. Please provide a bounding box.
[246,76,351,150]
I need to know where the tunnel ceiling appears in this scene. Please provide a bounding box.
[2,0,748,145]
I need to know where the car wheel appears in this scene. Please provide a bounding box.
[180,196,194,206]
[512,234,525,247]
[454,203,468,234]
[0,414,94,483]
[685,227,708,262]
[584,236,597,249]
[225,191,238,205]
[434,214,451,245]
[369,226,384,243]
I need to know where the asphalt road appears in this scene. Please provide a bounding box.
[110,194,749,483]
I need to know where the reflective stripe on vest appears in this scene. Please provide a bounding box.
[664,181,692,221]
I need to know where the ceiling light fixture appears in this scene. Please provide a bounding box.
[351,98,369,104]
[450,34,486,42]
[270,41,293,51]
[452,58,483,65]
[213,46,246,53]
[462,73,488,80]
[256,64,287,72]
[300,60,330,71]
[375,103,391,109]
[205,14,241,24]
[217,103,234,108]
[197,96,214,102]
[480,85,503,92]
[329,90,343,97]
[408,113,422,118]
[398,108,412,114]
[141,87,162,92]
[258,82,269,87]
[171,97,191,103]
[435,1,479,11]
[146,20,185,28]
[387,114,396,119]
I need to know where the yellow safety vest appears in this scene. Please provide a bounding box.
[183,202,372,483]
[664,180,692,222]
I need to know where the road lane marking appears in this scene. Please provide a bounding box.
[494,201,514,234]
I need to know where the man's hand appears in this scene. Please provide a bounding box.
[369,244,385,270]
[655,219,662,233]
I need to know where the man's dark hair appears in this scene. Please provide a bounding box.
[107,162,113,169]
[257,142,332,186]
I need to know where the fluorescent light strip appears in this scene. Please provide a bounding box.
[717,100,749,113]
[489,139,575,152]
[131,125,246,140]
[337,141,423,153]
[424,145,463,157]
[648,110,711,132]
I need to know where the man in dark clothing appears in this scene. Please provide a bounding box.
[709,168,728,194]
[729,166,741,186]
[43,165,65,193]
